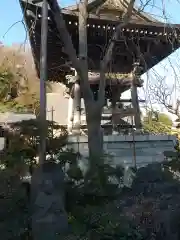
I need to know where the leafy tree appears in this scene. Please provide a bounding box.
[1,119,67,170]
[158,113,172,126]
[0,119,68,238]
[0,47,42,114]
[0,69,14,101]
[143,110,172,134]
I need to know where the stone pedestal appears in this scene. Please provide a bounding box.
[31,162,68,240]
[68,135,176,168]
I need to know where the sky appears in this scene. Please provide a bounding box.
[0,0,179,44]
[1,0,180,118]
[0,0,75,45]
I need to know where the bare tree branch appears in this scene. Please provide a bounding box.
[168,100,180,119]
[148,75,180,119]
[98,0,136,107]
[47,0,80,72]
[78,0,94,102]
[47,0,93,101]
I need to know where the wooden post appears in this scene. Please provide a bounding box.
[32,3,69,239]
[78,0,88,63]
[131,84,141,129]
[39,0,48,165]
[78,0,88,88]
[73,76,81,133]
[111,88,122,134]
[131,62,142,130]
[111,99,118,135]
[131,115,137,168]
[51,106,54,139]
[67,96,74,133]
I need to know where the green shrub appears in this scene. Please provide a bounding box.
[0,119,141,239]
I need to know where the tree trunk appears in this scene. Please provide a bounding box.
[47,0,136,159]
[87,111,103,159]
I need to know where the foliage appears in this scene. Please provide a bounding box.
[0,47,53,114]
[158,113,173,126]
[0,118,142,239]
[0,168,29,239]
[143,110,172,134]
[58,151,142,239]
[0,119,68,238]
[0,119,67,170]
[162,140,180,178]
[0,69,14,100]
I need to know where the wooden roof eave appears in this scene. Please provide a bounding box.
[20,0,180,79]
[64,0,108,13]
[55,9,180,31]
[63,0,106,12]
[61,9,180,32]
[64,0,159,23]
[69,74,143,86]
[20,0,180,32]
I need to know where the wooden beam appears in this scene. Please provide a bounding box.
[112,108,136,119]
[32,0,43,3]
[87,0,107,12]
[118,99,145,103]
[59,124,135,129]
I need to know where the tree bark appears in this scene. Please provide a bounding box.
[98,0,136,106]
[48,0,136,158]
[87,113,103,159]
[78,0,104,158]
[47,0,92,101]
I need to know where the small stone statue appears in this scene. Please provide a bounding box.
[123,166,136,188]
[31,161,69,240]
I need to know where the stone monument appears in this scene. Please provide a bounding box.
[31,161,69,240]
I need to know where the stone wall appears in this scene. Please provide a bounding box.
[68,135,176,168]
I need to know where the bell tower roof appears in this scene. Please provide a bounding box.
[64,0,158,23]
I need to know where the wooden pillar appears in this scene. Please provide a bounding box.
[112,101,117,135]
[131,83,141,129]
[111,87,121,134]
[39,0,48,165]
[67,96,74,133]
[73,81,81,133]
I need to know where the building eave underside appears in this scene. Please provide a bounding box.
[20,0,180,84]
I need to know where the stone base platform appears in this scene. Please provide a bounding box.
[68,135,176,168]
